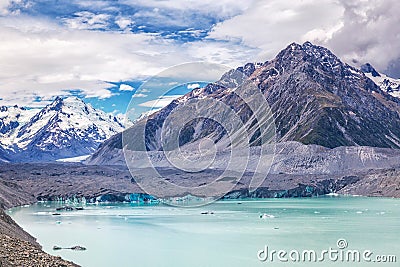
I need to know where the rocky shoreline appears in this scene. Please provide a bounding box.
[0,232,78,267]
[0,204,78,266]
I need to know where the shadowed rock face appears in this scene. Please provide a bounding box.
[361,63,381,77]
[89,42,400,166]
[256,42,400,148]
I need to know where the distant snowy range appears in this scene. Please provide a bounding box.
[0,97,124,162]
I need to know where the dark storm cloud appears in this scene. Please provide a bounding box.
[326,0,400,73]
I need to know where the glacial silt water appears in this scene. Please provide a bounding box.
[9,197,400,267]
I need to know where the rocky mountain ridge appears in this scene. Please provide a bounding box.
[89,41,400,167]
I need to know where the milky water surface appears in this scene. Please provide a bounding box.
[9,197,400,267]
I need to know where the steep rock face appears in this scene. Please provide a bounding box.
[89,42,400,165]
[0,97,124,162]
[98,61,274,155]
[253,42,400,148]
[361,63,381,77]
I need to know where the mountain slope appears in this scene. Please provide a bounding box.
[254,42,400,148]
[0,106,40,152]
[361,63,400,98]
[0,97,124,162]
[88,42,400,165]
[0,106,41,161]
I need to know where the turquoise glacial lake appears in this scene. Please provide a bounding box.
[9,197,400,267]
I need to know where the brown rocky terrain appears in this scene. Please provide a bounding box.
[0,233,78,267]
[0,204,78,266]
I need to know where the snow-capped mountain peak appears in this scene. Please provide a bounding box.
[30,96,124,136]
[361,63,400,98]
[0,105,41,150]
[361,63,381,77]
[0,96,125,162]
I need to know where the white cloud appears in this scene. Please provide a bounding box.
[206,0,400,73]
[187,83,200,89]
[132,9,185,27]
[132,93,148,98]
[117,0,254,31]
[185,40,258,66]
[0,15,238,107]
[138,88,150,93]
[63,11,111,30]
[208,0,344,62]
[0,16,196,107]
[323,0,400,71]
[115,16,133,30]
[138,95,182,108]
[1,0,400,108]
[119,84,135,91]
[0,0,11,15]
[0,0,33,15]
[73,0,112,9]
[121,0,251,18]
[302,21,344,44]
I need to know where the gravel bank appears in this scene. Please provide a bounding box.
[0,233,78,267]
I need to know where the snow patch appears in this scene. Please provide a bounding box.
[56,154,91,162]
[365,72,400,97]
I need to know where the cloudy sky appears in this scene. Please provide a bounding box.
[0,0,399,114]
